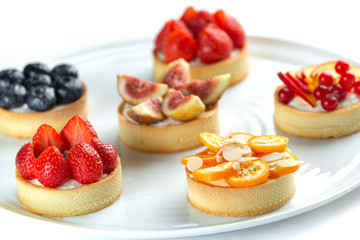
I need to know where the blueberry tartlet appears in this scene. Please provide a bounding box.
[0,63,88,138]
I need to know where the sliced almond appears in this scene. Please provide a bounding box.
[230,133,253,145]
[277,159,302,167]
[215,149,224,163]
[232,162,241,172]
[186,156,203,172]
[206,178,230,187]
[241,145,253,155]
[260,152,283,162]
[243,157,259,161]
[222,144,243,161]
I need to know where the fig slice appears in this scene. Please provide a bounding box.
[182,73,230,105]
[127,97,165,124]
[117,75,168,105]
[162,89,205,121]
[159,58,191,89]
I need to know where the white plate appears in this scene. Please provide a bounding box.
[1,36,360,239]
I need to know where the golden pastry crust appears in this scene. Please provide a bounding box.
[186,172,295,217]
[274,86,360,138]
[16,156,122,217]
[118,101,219,153]
[0,82,88,139]
[153,42,249,86]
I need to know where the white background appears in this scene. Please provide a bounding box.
[1,0,360,239]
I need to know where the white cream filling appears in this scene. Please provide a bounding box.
[11,103,67,113]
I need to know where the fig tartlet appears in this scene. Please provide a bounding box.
[0,63,88,138]
[153,6,249,86]
[117,72,230,153]
[15,115,122,217]
[274,60,360,138]
[182,132,301,217]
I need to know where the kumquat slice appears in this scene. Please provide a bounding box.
[269,153,300,178]
[227,132,254,145]
[181,154,217,167]
[192,161,238,182]
[226,160,270,188]
[199,132,224,153]
[248,135,289,156]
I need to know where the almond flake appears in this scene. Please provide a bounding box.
[232,162,241,172]
[186,156,203,172]
[244,157,259,161]
[230,133,253,145]
[222,144,243,161]
[207,178,230,187]
[277,159,302,167]
[260,152,283,162]
[215,149,224,163]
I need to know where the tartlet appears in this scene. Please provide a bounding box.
[182,132,301,217]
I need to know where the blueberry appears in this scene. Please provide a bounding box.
[23,73,52,89]
[26,85,56,112]
[51,64,78,82]
[0,83,27,109]
[54,76,83,104]
[0,79,10,95]
[23,62,50,78]
[0,69,24,84]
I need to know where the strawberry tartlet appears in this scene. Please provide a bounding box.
[153,6,248,86]
[15,115,122,217]
[182,132,301,217]
[275,60,360,138]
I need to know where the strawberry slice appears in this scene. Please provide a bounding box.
[91,138,118,174]
[15,142,36,179]
[187,10,216,37]
[32,124,64,158]
[60,115,98,150]
[163,30,197,62]
[35,146,71,188]
[180,6,197,26]
[67,143,103,184]
[285,71,312,94]
[278,72,316,107]
[155,19,191,51]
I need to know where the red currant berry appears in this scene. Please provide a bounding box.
[313,85,330,100]
[318,72,333,87]
[335,60,350,75]
[354,81,360,96]
[339,71,356,92]
[330,84,347,100]
[321,94,338,111]
[278,87,294,104]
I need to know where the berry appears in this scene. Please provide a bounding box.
[335,60,350,75]
[15,142,36,180]
[54,76,83,104]
[0,83,27,109]
[35,146,71,188]
[51,64,78,82]
[0,79,10,95]
[23,63,50,78]
[155,19,191,51]
[318,72,333,87]
[213,10,246,48]
[91,138,117,174]
[32,124,64,158]
[67,143,103,184]
[187,10,215,37]
[339,71,356,92]
[0,69,24,84]
[180,6,197,26]
[313,85,330,100]
[163,30,197,62]
[197,24,233,63]
[26,85,56,111]
[277,87,294,104]
[354,81,360,96]
[60,115,98,149]
[330,84,347,100]
[321,94,338,111]
[23,73,52,89]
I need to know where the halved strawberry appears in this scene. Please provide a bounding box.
[15,142,36,180]
[91,138,118,174]
[187,10,216,37]
[34,146,71,188]
[213,10,246,49]
[155,19,192,51]
[67,143,103,184]
[60,115,98,150]
[163,30,197,62]
[180,6,197,26]
[32,124,64,158]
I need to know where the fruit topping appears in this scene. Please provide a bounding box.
[15,142,36,180]
[163,30,197,62]
[277,87,294,104]
[91,138,118,174]
[192,161,238,182]
[268,153,300,178]
[321,94,338,111]
[330,84,347,100]
[180,6,197,26]
[23,73,52,89]
[127,97,165,124]
[335,60,350,75]
[339,71,356,92]
[54,75,84,104]
[313,85,330,100]
[26,85,56,112]
[0,69,24,84]
[197,24,233,63]
[155,19,192,51]
[32,124,64,158]
[162,89,205,121]
[248,135,289,156]
[199,132,224,153]
[318,72,333,87]
[51,63,78,82]
[35,146,71,188]
[23,63,50,78]
[117,75,168,105]
[354,81,360,95]
[186,10,215,37]
[182,73,230,105]
[160,58,191,89]
[0,83,27,109]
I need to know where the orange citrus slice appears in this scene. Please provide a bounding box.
[248,135,289,156]
[196,148,216,155]
[192,161,238,182]
[199,132,224,153]
[226,160,270,188]
[181,154,217,167]
[269,153,300,178]
[227,132,254,144]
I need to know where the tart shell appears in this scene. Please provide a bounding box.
[274,86,360,138]
[118,101,219,153]
[153,42,249,86]
[0,82,88,139]
[16,156,122,217]
[186,172,295,217]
